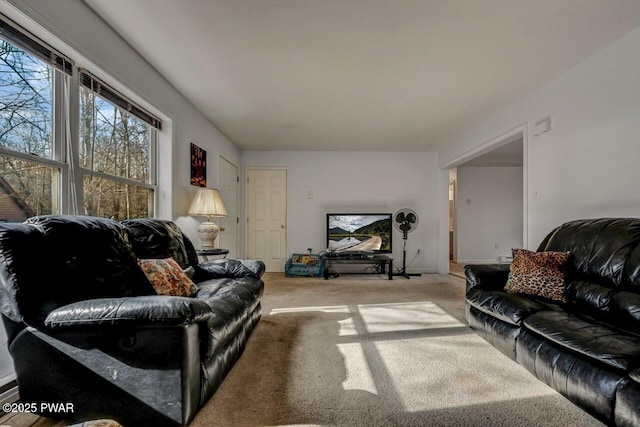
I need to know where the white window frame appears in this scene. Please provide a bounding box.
[0,15,161,220]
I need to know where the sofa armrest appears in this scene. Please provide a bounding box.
[464,264,511,293]
[45,296,214,328]
[196,259,265,280]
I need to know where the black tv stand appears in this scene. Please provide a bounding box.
[320,252,393,280]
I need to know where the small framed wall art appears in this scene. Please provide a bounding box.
[190,143,206,187]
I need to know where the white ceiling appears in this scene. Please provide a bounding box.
[84,0,640,152]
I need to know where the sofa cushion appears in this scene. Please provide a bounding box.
[466,288,550,326]
[3,216,156,326]
[566,279,614,316]
[0,222,50,324]
[138,258,198,297]
[625,244,640,290]
[25,215,155,295]
[45,296,214,327]
[610,291,640,332]
[464,264,511,292]
[123,218,199,269]
[523,310,640,372]
[466,305,521,360]
[197,259,266,281]
[516,328,624,423]
[504,249,570,303]
[199,297,247,358]
[615,380,640,427]
[197,277,263,312]
[195,278,263,359]
[612,291,640,322]
[539,218,640,288]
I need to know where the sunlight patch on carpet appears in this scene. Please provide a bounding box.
[337,343,378,395]
[271,301,463,337]
[272,300,560,415]
[356,301,464,334]
[271,305,357,336]
[375,334,558,412]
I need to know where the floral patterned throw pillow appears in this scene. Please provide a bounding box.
[137,257,198,297]
[504,248,570,303]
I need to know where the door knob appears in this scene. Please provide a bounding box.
[281,224,285,229]
[220,227,226,232]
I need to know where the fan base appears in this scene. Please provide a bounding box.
[393,271,422,279]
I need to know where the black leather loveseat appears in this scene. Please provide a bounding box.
[465,218,640,426]
[0,215,264,426]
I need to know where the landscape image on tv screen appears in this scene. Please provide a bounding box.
[327,214,392,253]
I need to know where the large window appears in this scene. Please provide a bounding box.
[0,26,58,221]
[79,72,158,220]
[0,16,160,222]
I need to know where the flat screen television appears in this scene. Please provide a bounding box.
[326,213,392,253]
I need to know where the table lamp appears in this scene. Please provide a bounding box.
[188,187,228,250]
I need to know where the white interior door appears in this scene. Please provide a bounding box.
[246,169,287,272]
[217,157,239,258]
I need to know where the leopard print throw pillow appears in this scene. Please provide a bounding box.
[504,249,570,303]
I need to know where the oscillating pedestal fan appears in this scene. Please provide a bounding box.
[393,208,421,279]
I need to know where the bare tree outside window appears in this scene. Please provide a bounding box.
[0,34,155,223]
[80,88,153,220]
[0,39,55,221]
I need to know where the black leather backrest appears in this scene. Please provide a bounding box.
[612,244,640,331]
[538,218,640,327]
[625,245,640,290]
[539,218,640,287]
[0,222,49,324]
[0,215,155,326]
[122,218,199,269]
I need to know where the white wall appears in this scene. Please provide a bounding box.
[440,26,640,252]
[241,151,440,272]
[4,0,240,243]
[455,167,523,263]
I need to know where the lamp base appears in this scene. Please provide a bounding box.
[198,221,220,250]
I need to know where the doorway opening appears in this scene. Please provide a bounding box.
[447,126,527,278]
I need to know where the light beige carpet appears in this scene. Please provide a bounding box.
[190,273,603,427]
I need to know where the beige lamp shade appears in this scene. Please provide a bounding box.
[188,188,227,250]
[188,188,227,220]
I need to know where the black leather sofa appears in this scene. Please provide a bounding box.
[465,218,640,426]
[0,215,265,426]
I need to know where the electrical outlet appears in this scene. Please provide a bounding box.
[494,243,499,249]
